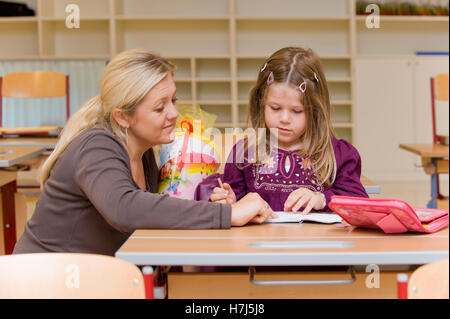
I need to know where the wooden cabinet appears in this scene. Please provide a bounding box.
[355,56,449,181]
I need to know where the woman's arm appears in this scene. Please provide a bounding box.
[74,133,231,233]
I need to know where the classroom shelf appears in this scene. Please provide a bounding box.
[1,0,448,143]
[41,20,110,57]
[355,15,449,22]
[356,19,449,56]
[40,0,110,19]
[0,21,39,57]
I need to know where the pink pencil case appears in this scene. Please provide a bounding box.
[329,196,449,234]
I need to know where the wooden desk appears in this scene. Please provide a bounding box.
[399,143,449,158]
[116,224,448,298]
[361,175,380,194]
[399,143,449,209]
[0,146,46,254]
[0,137,58,150]
[0,146,46,167]
[0,171,17,255]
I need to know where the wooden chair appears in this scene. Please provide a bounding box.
[429,72,449,208]
[0,71,70,136]
[0,253,146,299]
[431,72,449,145]
[408,259,449,299]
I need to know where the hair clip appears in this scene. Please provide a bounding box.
[314,72,319,83]
[299,81,307,93]
[267,72,274,85]
[261,63,268,72]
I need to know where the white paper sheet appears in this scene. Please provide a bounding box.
[266,211,343,224]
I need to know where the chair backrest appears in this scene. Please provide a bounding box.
[433,73,449,102]
[1,71,67,98]
[0,253,146,299]
[408,259,449,299]
[430,72,449,144]
[0,71,70,127]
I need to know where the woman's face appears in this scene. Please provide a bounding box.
[264,82,307,151]
[128,73,178,148]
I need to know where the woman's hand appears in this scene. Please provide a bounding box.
[210,183,237,204]
[284,188,326,214]
[230,193,274,226]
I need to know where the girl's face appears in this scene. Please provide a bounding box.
[128,74,179,149]
[264,82,306,151]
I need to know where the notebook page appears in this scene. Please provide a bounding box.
[266,212,343,224]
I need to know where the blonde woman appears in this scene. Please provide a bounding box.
[210,47,368,213]
[13,49,273,256]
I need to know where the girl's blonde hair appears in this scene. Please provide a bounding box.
[40,49,175,187]
[249,47,337,186]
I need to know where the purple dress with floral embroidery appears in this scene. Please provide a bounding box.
[222,138,368,212]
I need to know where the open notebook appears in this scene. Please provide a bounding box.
[266,211,343,224]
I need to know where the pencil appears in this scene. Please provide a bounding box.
[218,177,224,189]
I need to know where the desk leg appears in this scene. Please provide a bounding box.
[428,158,438,209]
[1,180,17,255]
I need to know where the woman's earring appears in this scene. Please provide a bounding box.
[125,127,129,146]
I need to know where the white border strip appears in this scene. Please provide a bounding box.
[116,250,449,266]
[130,234,449,240]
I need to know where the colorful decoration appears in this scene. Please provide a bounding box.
[158,131,221,200]
[158,104,219,199]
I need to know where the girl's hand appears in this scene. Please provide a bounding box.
[230,193,275,226]
[284,188,326,214]
[210,183,237,204]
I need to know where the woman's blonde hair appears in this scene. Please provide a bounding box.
[249,47,337,186]
[40,49,175,187]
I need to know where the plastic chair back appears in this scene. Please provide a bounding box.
[0,253,146,299]
[408,259,449,299]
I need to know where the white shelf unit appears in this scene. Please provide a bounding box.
[0,18,39,58]
[356,18,449,56]
[0,0,448,142]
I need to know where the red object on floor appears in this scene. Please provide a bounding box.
[142,266,154,299]
[397,273,408,299]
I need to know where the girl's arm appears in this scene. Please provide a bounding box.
[223,141,249,201]
[322,139,369,211]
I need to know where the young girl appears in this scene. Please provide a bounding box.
[210,47,368,214]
